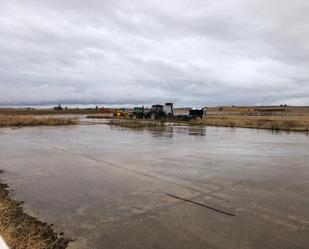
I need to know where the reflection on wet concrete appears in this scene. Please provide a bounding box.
[0,123,309,249]
[109,125,207,138]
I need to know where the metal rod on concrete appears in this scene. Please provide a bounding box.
[166,193,235,217]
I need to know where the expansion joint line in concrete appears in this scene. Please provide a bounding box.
[10,134,237,212]
[13,135,203,193]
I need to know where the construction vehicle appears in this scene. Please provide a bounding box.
[189,108,207,118]
[163,103,174,116]
[131,107,145,119]
[113,108,130,119]
[181,107,207,120]
[178,108,207,121]
[145,103,174,119]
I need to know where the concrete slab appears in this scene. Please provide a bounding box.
[0,124,308,248]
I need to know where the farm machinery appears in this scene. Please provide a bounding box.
[131,107,145,119]
[113,108,130,119]
[145,103,174,119]
[129,103,174,120]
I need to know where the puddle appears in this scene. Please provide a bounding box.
[0,124,308,248]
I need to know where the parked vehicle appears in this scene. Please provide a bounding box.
[163,103,174,116]
[145,103,174,119]
[181,108,207,121]
[189,108,207,118]
[113,109,130,119]
[131,107,145,119]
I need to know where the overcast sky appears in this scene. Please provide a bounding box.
[1,0,309,107]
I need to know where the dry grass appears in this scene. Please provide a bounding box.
[108,115,309,132]
[0,108,102,116]
[0,172,70,249]
[198,115,309,132]
[0,115,79,127]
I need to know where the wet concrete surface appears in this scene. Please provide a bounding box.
[0,123,309,248]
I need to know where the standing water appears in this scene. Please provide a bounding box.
[0,123,308,249]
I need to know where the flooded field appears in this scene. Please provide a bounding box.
[0,123,309,248]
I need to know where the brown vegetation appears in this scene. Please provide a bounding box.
[206,105,309,114]
[108,115,309,132]
[0,115,78,127]
[198,115,309,132]
[0,108,102,115]
[0,171,70,249]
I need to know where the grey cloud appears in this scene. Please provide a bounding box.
[0,0,309,107]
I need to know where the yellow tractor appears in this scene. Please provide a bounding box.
[113,108,130,119]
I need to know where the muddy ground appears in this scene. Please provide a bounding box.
[0,170,70,249]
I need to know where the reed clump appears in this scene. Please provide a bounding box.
[0,115,78,127]
[200,115,309,132]
[108,115,309,132]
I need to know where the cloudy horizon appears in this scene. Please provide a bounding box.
[1,0,309,107]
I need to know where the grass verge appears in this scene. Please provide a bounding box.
[0,115,79,127]
[198,115,309,132]
[107,115,309,132]
[0,170,70,249]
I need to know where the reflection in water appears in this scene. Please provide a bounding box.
[187,126,206,136]
[1,122,309,249]
[92,119,309,139]
[149,126,174,138]
[109,125,207,138]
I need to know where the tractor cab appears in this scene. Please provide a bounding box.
[132,107,145,119]
[163,103,174,116]
[145,103,174,119]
